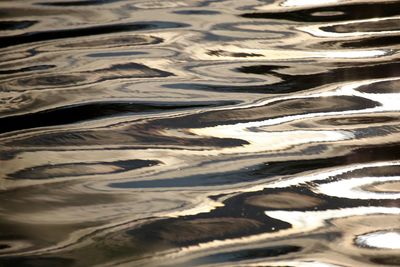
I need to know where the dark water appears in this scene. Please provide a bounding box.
[1,0,400,266]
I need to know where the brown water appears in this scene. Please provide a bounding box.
[1,0,400,266]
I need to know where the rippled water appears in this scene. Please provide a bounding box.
[1,0,400,266]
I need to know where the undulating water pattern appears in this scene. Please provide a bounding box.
[1,0,400,266]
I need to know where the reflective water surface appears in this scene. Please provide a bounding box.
[0,0,400,266]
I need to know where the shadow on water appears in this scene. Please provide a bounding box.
[0,100,235,134]
[241,2,400,22]
[0,21,188,48]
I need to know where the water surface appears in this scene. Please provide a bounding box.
[1,0,400,266]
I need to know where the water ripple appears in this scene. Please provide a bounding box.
[0,0,399,266]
